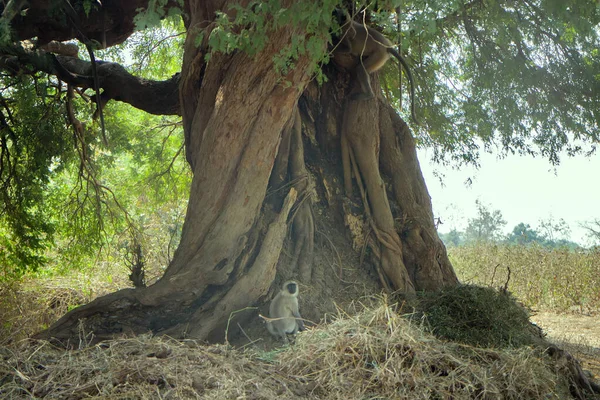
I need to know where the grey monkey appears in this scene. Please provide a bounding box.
[336,18,418,124]
[266,280,305,343]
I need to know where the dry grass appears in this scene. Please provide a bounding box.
[278,300,572,399]
[0,271,129,345]
[1,298,585,400]
[0,336,296,399]
[449,243,600,313]
[0,280,89,345]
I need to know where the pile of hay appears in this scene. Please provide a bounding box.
[2,296,591,399]
[279,300,573,399]
[414,285,541,348]
[0,336,298,399]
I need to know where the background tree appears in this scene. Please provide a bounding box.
[582,219,600,245]
[537,217,572,244]
[439,229,464,247]
[505,223,542,245]
[0,0,599,343]
[464,200,507,243]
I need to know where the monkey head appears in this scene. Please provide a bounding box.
[284,280,298,296]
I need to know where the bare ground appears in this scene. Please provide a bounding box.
[532,311,600,379]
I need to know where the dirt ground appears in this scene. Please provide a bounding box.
[531,311,600,379]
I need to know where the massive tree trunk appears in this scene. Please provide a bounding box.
[35,0,458,344]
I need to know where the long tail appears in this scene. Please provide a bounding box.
[388,48,419,125]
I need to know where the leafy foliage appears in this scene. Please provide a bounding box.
[346,0,600,166]
[0,73,75,276]
[0,22,189,279]
[133,0,184,31]
[207,0,340,82]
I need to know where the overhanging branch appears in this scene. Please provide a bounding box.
[3,0,184,48]
[0,46,181,116]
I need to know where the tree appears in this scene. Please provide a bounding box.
[581,219,600,245]
[537,217,571,244]
[464,200,507,243]
[439,229,464,247]
[1,0,598,343]
[506,223,543,245]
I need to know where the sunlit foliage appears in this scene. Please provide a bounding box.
[0,23,189,279]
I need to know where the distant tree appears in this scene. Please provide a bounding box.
[439,229,464,247]
[506,220,579,249]
[537,217,571,243]
[506,223,542,245]
[580,219,600,245]
[464,200,507,243]
[545,239,580,250]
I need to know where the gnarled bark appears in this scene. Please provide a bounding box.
[271,107,315,283]
[379,103,457,291]
[34,0,458,344]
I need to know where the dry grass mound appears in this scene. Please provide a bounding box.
[414,285,540,349]
[2,297,592,399]
[0,336,298,399]
[279,299,574,399]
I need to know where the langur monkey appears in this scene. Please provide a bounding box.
[266,280,305,343]
[335,17,418,124]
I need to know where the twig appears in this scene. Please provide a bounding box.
[225,307,258,345]
[490,263,500,287]
[502,266,511,293]
[236,323,262,350]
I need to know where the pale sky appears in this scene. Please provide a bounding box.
[417,149,600,246]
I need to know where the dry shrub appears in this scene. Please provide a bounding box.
[0,272,128,345]
[0,280,89,344]
[449,243,600,312]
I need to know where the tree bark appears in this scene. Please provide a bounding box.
[34,0,458,344]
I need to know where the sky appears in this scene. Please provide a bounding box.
[417,149,600,246]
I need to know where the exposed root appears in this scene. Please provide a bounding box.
[547,345,600,399]
[290,192,315,283]
[341,127,353,196]
[288,106,315,283]
[268,105,315,284]
[341,98,414,293]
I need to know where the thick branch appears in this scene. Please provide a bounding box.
[0,48,180,115]
[3,0,183,48]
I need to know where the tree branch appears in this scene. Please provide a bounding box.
[3,0,184,48]
[0,46,181,116]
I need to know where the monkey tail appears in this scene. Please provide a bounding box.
[388,48,419,125]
